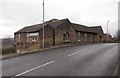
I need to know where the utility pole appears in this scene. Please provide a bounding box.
[42,0,45,48]
[107,20,110,42]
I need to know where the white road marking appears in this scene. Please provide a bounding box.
[113,64,118,76]
[11,61,54,78]
[68,49,87,56]
[5,60,9,61]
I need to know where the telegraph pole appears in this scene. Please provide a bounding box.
[107,20,110,34]
[43,0,45,48]
[107,20,110,42]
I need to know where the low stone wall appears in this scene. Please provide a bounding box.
[2,47,15,55]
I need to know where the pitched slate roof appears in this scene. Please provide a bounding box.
[15,24,47,33]
[72,23,89,32]
[15,19,68,33]
[72,23,103,34]
[88,26,104,34]
[15,18,103,34]
[44,18,68,29]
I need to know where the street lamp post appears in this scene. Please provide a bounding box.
[107,20,110,42]
[42,0,45,48]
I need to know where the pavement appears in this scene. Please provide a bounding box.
[2,43,119,77]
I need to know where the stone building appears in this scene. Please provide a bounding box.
[14,24,54,53]
[72,24,104,43]
[45,19,77,45]
[88,26,104,43]
[102,34,113,43]
[14,18,104,53]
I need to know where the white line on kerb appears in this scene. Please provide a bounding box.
[113,64,118,76]
[68,49,87,56]
[11,61,54,78]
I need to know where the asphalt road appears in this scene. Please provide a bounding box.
[2,43,118,77]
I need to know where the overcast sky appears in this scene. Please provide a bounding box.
[0,0,119,38]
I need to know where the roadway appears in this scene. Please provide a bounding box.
[2,43,118,77]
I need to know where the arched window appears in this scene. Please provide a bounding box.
[63,31,71,42]
[85,33,87,41]
[32,36,36,41]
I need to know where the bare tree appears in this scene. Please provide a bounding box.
[2,35,14,48]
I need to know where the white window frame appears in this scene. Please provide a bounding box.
[78,32,81,42]
[27,32,39,42]
[85,33,87,41]
[27,33,29,42]
[18,34,20,42]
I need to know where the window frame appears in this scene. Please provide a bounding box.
[63,31,71,42]
[78,32,81,42]
[32,36,37,42]
[85,33,87,41]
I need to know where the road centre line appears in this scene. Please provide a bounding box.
[68,49,87,56]
[11,61,54,78]
[4,60,9,61]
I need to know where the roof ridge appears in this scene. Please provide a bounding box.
[88,26,101,27]
[72,23,88,27]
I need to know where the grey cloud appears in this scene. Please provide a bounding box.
[0,0,119,38]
